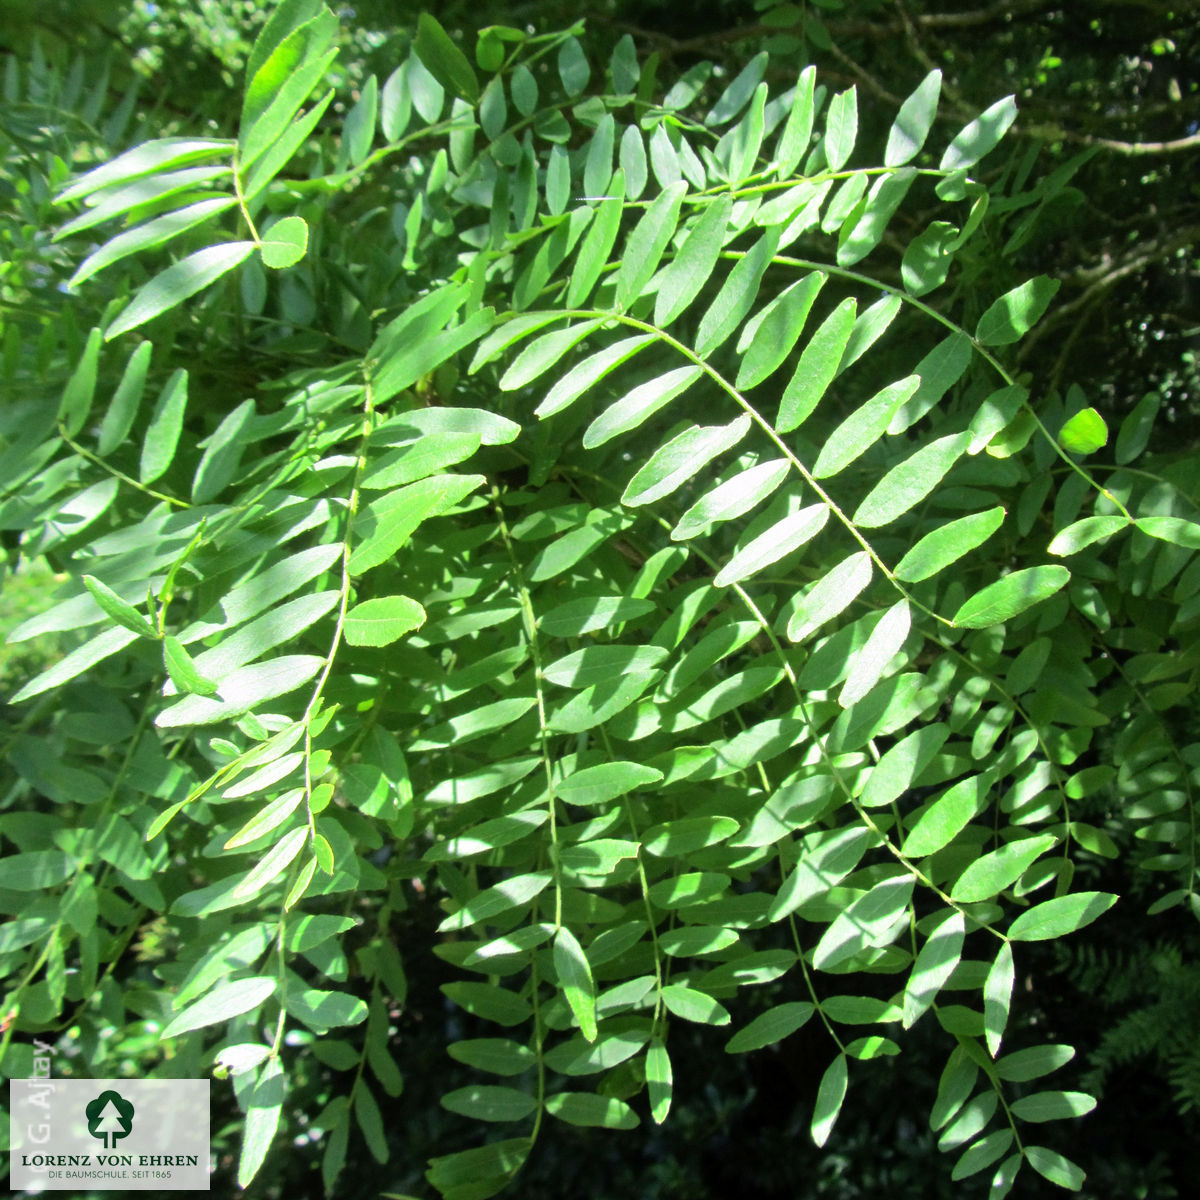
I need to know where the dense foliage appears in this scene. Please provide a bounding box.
[2,2,1198,1197]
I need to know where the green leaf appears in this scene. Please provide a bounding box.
[535,335,656,419]
[695,227,780,357]
[447,1039,537,1077]
[225,789,304,850]
[191,396,254,502]
[646,1037,672,1124]
[811,1054,848,1147]
[824,87,857,171]
[776,66,816,177]
[349,474,485,575]
[983,942,1015,1057]
[583,365,701,448]
[616,180,688,310]
[838,168,917,267]
[373,308,495,406]
[426,1138,531,1199]
[951,1131,1014,1182]
[414,14,480,103]
[567,171,626,308]
[622,415,751,507]
[342,73,378,166]
[838,294,902,376]
[239,29,337,169]
[654,194,733,328]
[725,1002,815,1053]
[230,826,308,903]
[437,872,552,932]
[940,96,1018,171]
[353,1083,388,1163]
[583,114,615,199]
[238,1058,285,1188]
[1008,892,1118,941]
[902,220,958,295]
[139,367,188,484]
[660,984,731,1025]
[162,975,277,1039]
[839,601,911,708]
[895,507,1006,582]
[1058,407,1108,455]
[260,215,309,269]
[886,69,941,166]
[672,460,789,541]
[106,242,257,340]
[57,327,102,437]
[1017,1089,1099,1123]
[643,816,739,857]
[558,36,591,95]
[769,824,871,923]
[510,63,537,115]
[931,1047,978,1131]
[1025,1146,1085,1191]
[544,1092,638,1130]
[343,596,426,646]
[975,276,1060,346]
[442,983,532,1027]
[902,775,988,858]
[951,834,1057,903]
[544,645,668,688]
[714,503,828,587]
[853,433,970,528]
[163,635,218,696]
[812,376,918,479]
[556,762,663,807]
[952,565,1070,628]
[442,1085,536,1123]
[245,90,335,201]
[56,137,231,205]
[156,655,324,727]
[787,551,872,642]
[903,911,964,1028]
[243,1,331,115]
[736,272,826,389]
[540,596,656,637]
[545,145,570,215]
[0,850,74,891]
[1046,513,1128,554]
[499,320,605,392]
[814,875,914,969]
[706,51,768,125]
[12,627,140,703]
[1133,516,1200,550]
[553,927,598,1042]
[380,62,413,141]
[1115,393,1159,464]
[69,198,237,291]
[995,1044,1074,1083]
[97,341,153,455]
[82,575,156,639]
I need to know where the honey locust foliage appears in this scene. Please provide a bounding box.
[2,6,1198,1197]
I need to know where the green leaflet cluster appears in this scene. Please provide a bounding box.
[2,5,1199,1198]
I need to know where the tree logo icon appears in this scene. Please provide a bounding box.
[85,1089,135,1150]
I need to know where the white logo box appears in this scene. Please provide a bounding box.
[9,1079,210,1191]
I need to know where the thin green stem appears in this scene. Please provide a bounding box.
[490,487,562,930]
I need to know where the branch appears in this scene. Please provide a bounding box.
[1024,125,1200,156]
[1017,223,1200,362]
